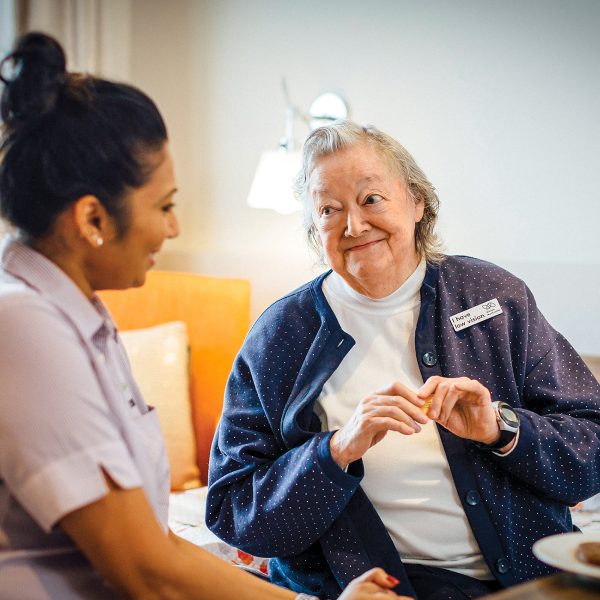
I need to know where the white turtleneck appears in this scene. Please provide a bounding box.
[316,260,492,579]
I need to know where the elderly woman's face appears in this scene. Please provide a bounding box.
[309,143,424,298]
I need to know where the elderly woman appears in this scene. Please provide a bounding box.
[207,121,600,599]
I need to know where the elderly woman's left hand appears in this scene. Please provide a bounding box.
[417,376,501,445]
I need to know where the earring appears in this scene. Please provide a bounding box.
[89,230,103,247]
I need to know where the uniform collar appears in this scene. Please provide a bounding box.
[0,235,114,342]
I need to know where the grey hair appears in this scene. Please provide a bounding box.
[294,120,445,264]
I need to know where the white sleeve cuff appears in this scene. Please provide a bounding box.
[492,428,520,457]
[15,440,142,532]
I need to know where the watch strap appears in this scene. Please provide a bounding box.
[480,428,518,449]
[476,401,519,451]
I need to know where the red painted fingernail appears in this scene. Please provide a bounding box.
[387,575,400,585]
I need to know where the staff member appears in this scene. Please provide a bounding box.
[207,120,600,599]
[0,35,402,600]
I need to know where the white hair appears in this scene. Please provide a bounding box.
[294,120,445,264]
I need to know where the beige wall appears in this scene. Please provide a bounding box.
[128,0,600,352]
[130,0,325,318]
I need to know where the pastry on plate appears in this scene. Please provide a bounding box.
[577,541,600,567]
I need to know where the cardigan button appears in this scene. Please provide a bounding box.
[465,490,480,506]
[421,351,437,367]
[495,557,510,574]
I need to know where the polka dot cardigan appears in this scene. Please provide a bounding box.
[207,256,600,599]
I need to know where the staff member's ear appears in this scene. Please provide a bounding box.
[72,195,117,248]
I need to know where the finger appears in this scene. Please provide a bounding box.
[428,380,450,420]
[375,381,416,396]
[368,394,428,422]
[352,583,402,598]
[352,567,399,588]
[351,582,400,595]
[436,384,460,425]
[376,380,420,404]
[351,567,385,583]
[350,413,419,438]
[453,378,491,404]
[370,569,400,589]
[392,397,429,424]
[367,406,423,432]
[417,376,442,398]
[373,417,421,435]
[366,397,428,426]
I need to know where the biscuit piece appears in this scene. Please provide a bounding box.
[577,542,600,566]
[421,398,432,416]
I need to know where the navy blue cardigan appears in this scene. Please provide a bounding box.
[207,256,600,599]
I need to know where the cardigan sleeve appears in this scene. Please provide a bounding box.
[476,286,600,505]
[206,349,362,558]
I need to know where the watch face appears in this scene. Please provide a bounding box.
[499,404,519,428]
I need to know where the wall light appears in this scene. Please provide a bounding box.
[247,84,348,215]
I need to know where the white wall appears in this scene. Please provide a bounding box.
[0,0,15,240]
[0,0,15,54]
[129,0,600,354]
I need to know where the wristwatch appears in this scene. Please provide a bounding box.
[478,401,520,450]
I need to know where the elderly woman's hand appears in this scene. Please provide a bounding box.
[329,381,429,469]
[417,376,500,445]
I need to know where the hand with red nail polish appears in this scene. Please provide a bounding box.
[338,567,409,599]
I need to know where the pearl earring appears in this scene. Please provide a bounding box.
[89,230,103,247]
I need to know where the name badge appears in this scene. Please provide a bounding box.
[450,298,502,332]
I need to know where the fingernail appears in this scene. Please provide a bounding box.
[387,575,400,585]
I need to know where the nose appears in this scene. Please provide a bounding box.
[345,206,370,238]
[166,210,180,239]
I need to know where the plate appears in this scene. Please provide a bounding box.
[200,541,270,579]
[533,532,600,579]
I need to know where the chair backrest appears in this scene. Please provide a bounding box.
[582,355,600,385]
[98,270,251,484]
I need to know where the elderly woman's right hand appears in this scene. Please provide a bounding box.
[338,568,408,599]
[330,381,429,469]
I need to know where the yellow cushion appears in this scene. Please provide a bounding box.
[120,321,201,491]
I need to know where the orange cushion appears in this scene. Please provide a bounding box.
[98,271,250,485]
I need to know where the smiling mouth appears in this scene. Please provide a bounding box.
[347,239,383,252]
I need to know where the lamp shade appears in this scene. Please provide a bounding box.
[247,149,302,214]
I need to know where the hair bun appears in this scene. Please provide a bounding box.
[1,32,67,130]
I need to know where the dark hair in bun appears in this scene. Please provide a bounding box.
[0,32,168,239]
[0,32,66,129]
